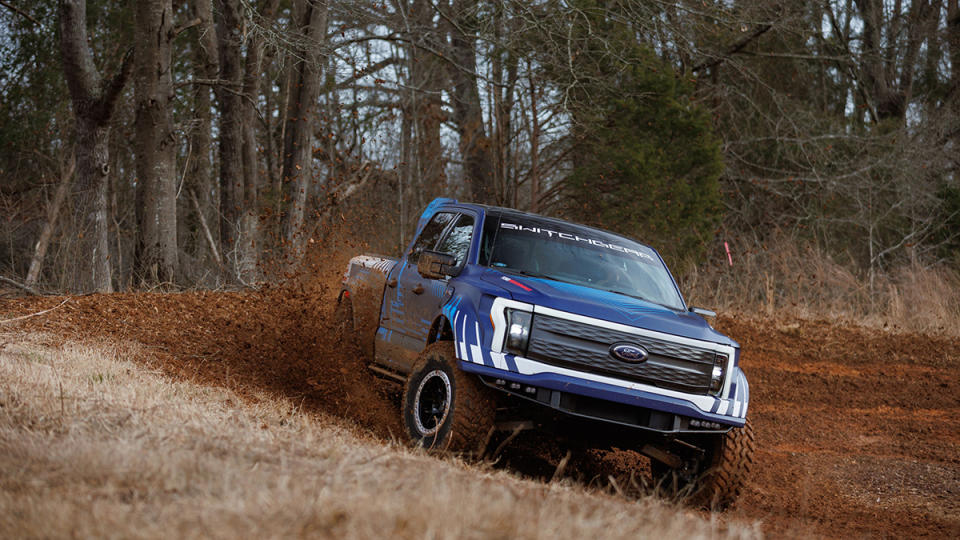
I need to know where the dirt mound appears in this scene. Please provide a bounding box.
[2,293,959,537]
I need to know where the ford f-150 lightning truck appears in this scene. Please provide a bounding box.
[337,198,754,507]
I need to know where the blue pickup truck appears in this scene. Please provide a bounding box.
[338,198,754,507]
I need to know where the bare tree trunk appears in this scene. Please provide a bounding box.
[951,1,960,88]
[948,0,960,138]
[188,0,220,274]
[80,122,115,290]
[855,0,936,122]
[134,0,178,285]
[502,53,518,207]
[447,0,495,204]
[25,152,75,288]
[236,0,281,282]
[528,68,541,213]
[410,0,447,201]
[58,0,132,293]
[282,0,328,264]
[272,49,293,223]
[215,0,244,270]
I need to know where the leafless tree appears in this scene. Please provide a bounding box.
[185,0,221,274]
[281,0,330,263]
[134,0,179,285]
[446,0,496,204]
[58,0,132,293]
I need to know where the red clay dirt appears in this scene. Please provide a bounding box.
[1,289,958,538]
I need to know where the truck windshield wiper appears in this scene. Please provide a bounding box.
[604,290,684,311]
[499,267,551,280]
[603,288,644,301]
[603,288,662,305]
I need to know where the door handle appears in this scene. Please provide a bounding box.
[412,284,425,295]
[387,278,398,288]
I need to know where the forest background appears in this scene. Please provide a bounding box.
[1,0,959,332]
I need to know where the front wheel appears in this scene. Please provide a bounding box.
[402,342,495,455]
[651,420,755,510]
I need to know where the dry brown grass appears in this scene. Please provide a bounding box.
[0,334,760,540]
[682,240,960,337]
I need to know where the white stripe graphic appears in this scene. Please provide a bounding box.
[717,400,729,415]
[742,372,750,417]
[470,322,483,364]
[459,316,468,361]
[471,345,483,365]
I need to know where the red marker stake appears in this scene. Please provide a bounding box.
[724,242,733,266]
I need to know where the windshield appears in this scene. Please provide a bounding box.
[479,213,686,310]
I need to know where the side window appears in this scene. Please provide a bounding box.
[408,212,454,264]
[477,213,500,266]
[435,214,475,267]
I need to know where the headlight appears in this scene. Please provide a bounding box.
[504,309,532,356]
[710,353,727,395]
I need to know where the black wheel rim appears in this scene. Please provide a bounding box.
[414,370,451,436]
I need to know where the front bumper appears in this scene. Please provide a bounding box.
[460,360,746,433]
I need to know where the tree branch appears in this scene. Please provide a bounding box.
[0,276,45,296]
[0,298,70,324]
[333,57,399,91]
[175,78,243,88]
[97,48,134,120]
[0,0,40,26]
[691,23,774,73]
[173,16,202,37]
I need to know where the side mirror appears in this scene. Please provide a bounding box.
[418,250,458,279]
[689,307,717,318]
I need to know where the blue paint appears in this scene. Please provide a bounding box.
[341,197,749,431]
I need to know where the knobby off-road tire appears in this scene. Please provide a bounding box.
[402,341,495,456]
[652,419,756,510]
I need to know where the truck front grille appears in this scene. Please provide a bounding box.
[526,314,715,394]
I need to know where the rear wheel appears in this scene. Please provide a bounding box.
[651,420,755,510]
[402,341,495,455]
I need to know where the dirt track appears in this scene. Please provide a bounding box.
[1,288,958,538]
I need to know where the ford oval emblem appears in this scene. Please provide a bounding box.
[609,343,649,363]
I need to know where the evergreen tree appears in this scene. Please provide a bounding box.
[558,3,723,265]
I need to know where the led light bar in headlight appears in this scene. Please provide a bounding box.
[504,308,532,356]
[710,353,727,395]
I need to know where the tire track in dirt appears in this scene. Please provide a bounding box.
[2,294,958,538]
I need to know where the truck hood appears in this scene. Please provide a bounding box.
[479,268,737,347]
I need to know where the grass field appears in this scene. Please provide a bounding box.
[0,333,759,539]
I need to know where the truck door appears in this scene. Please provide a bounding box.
[400,212,476,344]
[377,211,455,370]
